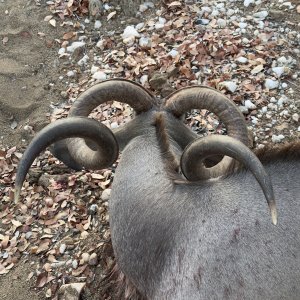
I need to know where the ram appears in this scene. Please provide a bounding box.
[15,79,300,299]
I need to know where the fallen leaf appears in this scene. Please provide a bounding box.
[107,11,116,21]
[49,19,56,27]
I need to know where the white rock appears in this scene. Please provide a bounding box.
[81,252,90,263]
[270,97,277,103]
[110,122,119,129]
[272,134,285,143]
[139,4,148,12]
[272,67,285,77]
[122,26,140,40]
[227,9,235,16]
[199,19,210,25]
[168,49,178,58]
[244,100,257,110]
[220,81,237,93]
[277,56,287,65]
[281,82,288,89]
[239,22,247,29]
[139,36,151,48]
[298,126,300,132]
[67,71,75,77]
[261,106,268,113]
[242,38,250,44]
[292,113,299,122]
[59,244,66,254]
[90,65,99,74]
[58,48,65,55]
[78,54,89,66]
[66,41,85,53]
[92,71,107,81]
[265,79,279,89]
[253,11,268,20]
[236,57,248,64]
[96,39,105,49]
[72,260,78,269]
[136,22,145,30]
[89,253,98,266]
[94,20,102,29]
[239,106,249,114]
[84,18,90,24]
[140,74,148,86]
[244,0,254,7]
[217,18,226,28]
[101,188,111,201]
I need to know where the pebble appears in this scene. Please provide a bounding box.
[81,252,90,263]
[272,66,285,77]
[265,79,279,89]
[168,49,178,58]
[139,36,151,49]
[253,11,268,20]
[239,22,247,29]
[217,18,226,28]
[244,0,254,7]
[66,41,85,53]
[88,204,98,215]
[67,70,75,77]
[122,26,140,40]
[90,65,99,74]
[220,81,237,93]
[59,244,66,254]
[92,71,107,81]
[292,113,299,122]
[298,126,300,132]
[94,20,102,29]
[244,100,257,110]
[239,106,249,114]
[281,82,288,89]
[88,253,98,266]
[101,188,111,201]
[272,134,285,143]
[72,260,78,269]
[236,57,248,64]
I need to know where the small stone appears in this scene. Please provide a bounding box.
[110,122,118,129]
[58,283,86,300]
[236,57,248,64]
[272,134,285,143]
[92,71,107,81]
[239,22,247,29]
[72,260,78,269]
[272,66,285,77]
[219,81,237,93]
[90,65,99,74]
[244,0,254,7]
[265,79,279,89]
[45,198,54,207]
[80,231,89,239]
[59,244,66,254]
[88,253,98,266]
[81,252,90,263]
[139,36,151,49]
[94,20,102,29]
[244,100,257,110]
[239,106,249,114]
[67,70,75,77]
[292,113,299,122]
[281,82,288,89]
[298,126,300,132]
[217,18,226,28]
[168,49,178,58]
[101,189,111,201]
[66,41,85,53]
[253,11,268,20]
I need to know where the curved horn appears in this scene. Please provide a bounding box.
[15,117,118,203]
[69,78,156,117]
[164,86,249,176]
[181,135,277,225]
[57,79,156,169]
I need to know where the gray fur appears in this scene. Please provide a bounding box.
[110,110,300,299]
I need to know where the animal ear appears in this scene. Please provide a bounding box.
[180,135,277,225]
[15,117,118,202]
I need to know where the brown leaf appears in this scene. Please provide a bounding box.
[36,272,48,288]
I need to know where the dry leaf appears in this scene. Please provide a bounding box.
[44,15,53,22]
[36,272,48,288]
[251,64,264,75]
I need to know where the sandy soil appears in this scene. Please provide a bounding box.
[0,0,66,148]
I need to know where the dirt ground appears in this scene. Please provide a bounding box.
[0,0,66,148]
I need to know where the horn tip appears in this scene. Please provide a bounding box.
[269,201,277,225]
[14,187,21,204]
